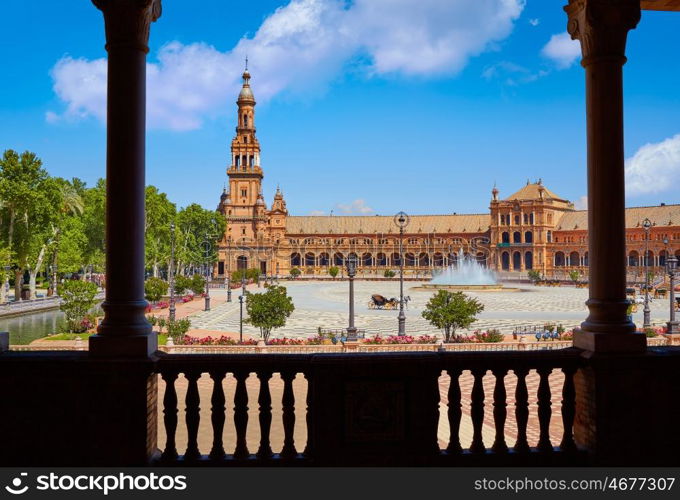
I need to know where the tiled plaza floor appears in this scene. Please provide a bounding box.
[187,281,668,339]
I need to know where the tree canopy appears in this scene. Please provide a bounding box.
[245,285,295,342]
[421,290,484,342]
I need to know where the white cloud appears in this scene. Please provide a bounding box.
[308,210,326,215]
[529,18,540,26]
[482,61,548,86]
[541,32,580,69]
[336,199,374,215]
[625,134,680,196]
[48,0,526,130]
[574,195,588,210]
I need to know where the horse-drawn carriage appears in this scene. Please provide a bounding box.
[368,294,399,310]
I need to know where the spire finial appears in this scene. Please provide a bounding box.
[245,54,248,71]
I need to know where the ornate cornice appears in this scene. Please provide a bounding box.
[92,0,162,53]
[564,0,640,66]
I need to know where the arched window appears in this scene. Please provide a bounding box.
[524,251,533,270]
[391,252,401,266]
[237,255,248,270]
[243,114,248,127]
[547,231,552,243]
[290,252,301,267]
[377,253,387,266]
[501,251,510,270]
[333,252,344,266]
[644,250,654,267]
[362,253,372,266]
[524,231,533,243]
[513,231,521,244]
[433,253,444,267]
[405,253,416,267]
[660,250,667,267]
[502,232,510,244]
[319,253,330,266]
[628,251,639,267]
[513,251,521,270]
[554,252,565,267]
[418,253,429,267]
[569,251,580,267]
[304,252,315,266]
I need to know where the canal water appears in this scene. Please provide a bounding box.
[0,308,66,345]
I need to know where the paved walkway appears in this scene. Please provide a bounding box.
[187,281,671,340]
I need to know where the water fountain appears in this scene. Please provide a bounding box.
[420,249,504,291]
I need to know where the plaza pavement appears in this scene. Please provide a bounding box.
[186,281,671,340]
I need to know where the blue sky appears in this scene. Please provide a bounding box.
[1,0,679,216]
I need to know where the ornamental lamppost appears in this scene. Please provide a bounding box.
[667,254,679,335]
[239,276,247,343]
[394,211,410,335]
[202,236,211,312]
[226,237,232,302]
[345,253,358,341]
[169,222,176,321]
[642,218,652,328]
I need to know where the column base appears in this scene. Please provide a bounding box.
[89,333,158,358]
[573,329,646,353]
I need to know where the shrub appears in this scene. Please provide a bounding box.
[422,290,484,342]
[384,269,396,278]
[190,274,206,294]
[527,270,542,283]
[59,280,99,333]
[231,268,260,283]
[305,335,325,345]
[268,337,305,345]
[644,327,658,338]
[144,277,168,303]
[363,335,385,344]
[244,285,295,342]
[167,318,191,338]
[289,267,301,279]
[173,275,191,295]
[328,266,339,279]
[472,329,504,343]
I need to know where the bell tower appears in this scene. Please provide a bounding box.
[223,62,266,242]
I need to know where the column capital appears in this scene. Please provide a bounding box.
[92,0,162,53]
[564,0,641,66]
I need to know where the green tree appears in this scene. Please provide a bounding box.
[289,267,301,279]
[527,269,542,284]
[81,179,106,272]
[568,269,580,284]
[145,185,176,277]
[245,285,295,342]
[189,273,205,294]
[173,274,191,295]
[175,203,226,275]
[329,266,339,278]
[144,277,168,303]
[59,280,98,333]
[421,290,484,342]
[0,150,51,299]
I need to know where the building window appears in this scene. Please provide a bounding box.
[241,228,246,235]
[500,215,505,225]
[514,215,520,225]
[241,189,247,198]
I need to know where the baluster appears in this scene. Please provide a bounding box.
[537,367,553,452]
[446,368,462,454]
[303,371,313,457]
[161,371,179,461]
[233,370,250,459]
[256,370,273,459]
[491,368,508,453]
[560,366,577,452]
[513,367,530,453]
[280,371,297,459]
[209,370,226,461]
[469,368,486,453]
[184,370,201,461]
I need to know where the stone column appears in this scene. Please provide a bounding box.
[566,0,645,352]
[89,0,162,358]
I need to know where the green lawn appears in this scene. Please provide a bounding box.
[44,332,169,345]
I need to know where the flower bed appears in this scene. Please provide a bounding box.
[363,335,438,345]
[178,335,257,345]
